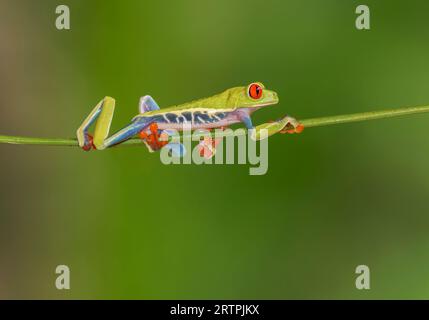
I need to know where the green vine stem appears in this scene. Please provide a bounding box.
[1,105,429,147]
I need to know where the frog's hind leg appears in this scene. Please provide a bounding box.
[139,95,160,113]
[77,96,151,150]
[77,96,116,150]
[103,119,151,148]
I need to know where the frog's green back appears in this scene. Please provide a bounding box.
[142,89,235,117]
[138,83,278,117]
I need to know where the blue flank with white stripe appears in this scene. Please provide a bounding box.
[136,110,231,127]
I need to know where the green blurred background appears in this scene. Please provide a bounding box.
[1,0,429,299]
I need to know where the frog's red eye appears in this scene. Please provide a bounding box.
[248,83,263,99]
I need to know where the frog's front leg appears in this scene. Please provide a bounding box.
[234,109,254,130]
[246,115,304,141]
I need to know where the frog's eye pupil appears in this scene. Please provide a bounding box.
[248,83,263,99]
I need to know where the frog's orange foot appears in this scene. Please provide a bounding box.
[198,137,221,159]
[296,124,304,133]
[280,123,304,134]
[149,123,159,135]
[139,123,168,151]
[82,134,97,151]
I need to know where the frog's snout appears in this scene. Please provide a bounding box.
[271,91,279,103]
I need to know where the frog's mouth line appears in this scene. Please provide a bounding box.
[251,100,280,108]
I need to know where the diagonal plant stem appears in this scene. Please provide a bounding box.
[1,104,429,147]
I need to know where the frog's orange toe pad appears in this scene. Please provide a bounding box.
[139,131,148,139]
[82,134,96,151]
[295,124,304,133]
[280,123,304,134]
[149,123,159,135]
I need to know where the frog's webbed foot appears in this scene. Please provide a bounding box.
[279,116,304,134]
[197,128,223,159]
[139,124,186,157]
[252,115,304,140]
[198,137,221,159]
[81,133,97,151]
[139,123,168,152]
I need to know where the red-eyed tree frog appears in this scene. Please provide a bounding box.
[76,82,303,155]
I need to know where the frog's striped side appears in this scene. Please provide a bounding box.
[133,108,242,130]
[132,90,241,130]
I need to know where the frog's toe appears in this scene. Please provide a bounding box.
[280,122,304,134]
[198,137,220,159]
[81,134,96,151]
[149,122,159,135]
